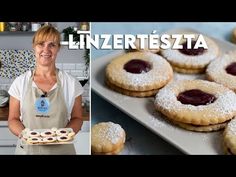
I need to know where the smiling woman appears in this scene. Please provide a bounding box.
[8,25,85,155]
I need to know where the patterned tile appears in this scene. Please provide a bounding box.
[0,49,35,79]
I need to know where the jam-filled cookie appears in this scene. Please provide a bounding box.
[155,80,236,132]
[91,122,126,155]
[206,51,236,92]
[160,33,220,74]
[27,137,41,144]
[40,130,55,137]
[223,118,236,155]
[43,136,57,143]
[56,128,69,136]
[105,52,173,97]
[57,135,72,142]
[27,130,40,137]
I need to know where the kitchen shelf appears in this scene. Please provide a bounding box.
[0,31,35,35]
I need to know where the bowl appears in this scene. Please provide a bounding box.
[0,90,9,107]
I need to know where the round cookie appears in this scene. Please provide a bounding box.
[27,137,41,144]
[27,130,40,137]
[155,80,236,131]
[57,135,71,142]
[56,128,69,136]
[43,136,57,143]
[91,122,126,155]
[105,52,173,97]
[223,118,236,155]
[206,51,236,92]
[41,130,55,137]
[160,33,220,74]
[231,28,236,44]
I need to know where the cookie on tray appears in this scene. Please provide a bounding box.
[206,50,236,92]
[42,136,57,143]
[160,33,220,74]
[57,135,72,142]
[27,130,40,137]
[91,122,126,155]
[27,137,41,144]
[223,118,236,155]
[40,130,56,137]
[56,128,69,136]
[105,52,173,97]
[155,80,236,132]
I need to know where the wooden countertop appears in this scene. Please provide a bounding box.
[0,106,9,121]
[0,106,89,121]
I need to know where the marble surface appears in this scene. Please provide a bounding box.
[91,22,236,155]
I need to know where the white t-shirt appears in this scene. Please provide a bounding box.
[8,69,84,121]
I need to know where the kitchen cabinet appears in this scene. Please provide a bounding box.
[0,121,17,154]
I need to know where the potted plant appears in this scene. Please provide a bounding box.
[62,26,80,41]
[62,26,90,86]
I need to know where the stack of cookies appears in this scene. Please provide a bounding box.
[21,128,76,144]
[161,33,220,74]
[105,51,173,97]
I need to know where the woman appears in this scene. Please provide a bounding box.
[8,25,84,154]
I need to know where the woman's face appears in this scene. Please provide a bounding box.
[34,39,60,67]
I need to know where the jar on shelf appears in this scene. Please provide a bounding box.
[80,22,89,31]
[0,22,5,32]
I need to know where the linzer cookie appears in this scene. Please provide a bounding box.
[160,33,220,74]
[206,51,236,92]
[223,118,236,155]
[105,52,173,97]
[21,128,75,145]
[91,122,126,155]
[155,80,236,132]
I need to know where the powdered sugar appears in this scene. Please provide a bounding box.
[161,35,219,67]
[107,52,172,89]
[228,118,236,135]
[206,51,236,90]
[155,80,236,117]
[97,122,125,144]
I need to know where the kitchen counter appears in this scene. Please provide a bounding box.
[0,106,89,121]
[0,106,8,121]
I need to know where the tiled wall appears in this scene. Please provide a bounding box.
[0,62,90,106]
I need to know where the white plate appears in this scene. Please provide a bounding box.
[91,29,236,154]
[20,128,75,146]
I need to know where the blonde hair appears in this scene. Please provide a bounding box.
[32,25,61,47]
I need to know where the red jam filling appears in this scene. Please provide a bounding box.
[124,59,151,74]
[177,89,216,106]
[45,132,52,135]
[179,41,205,56]
[48,138,53,140]
[226,62,236,76]
[61,137,67,140]
[31,132,37,135]
[60,130,66,133]
[32,138,38,141]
